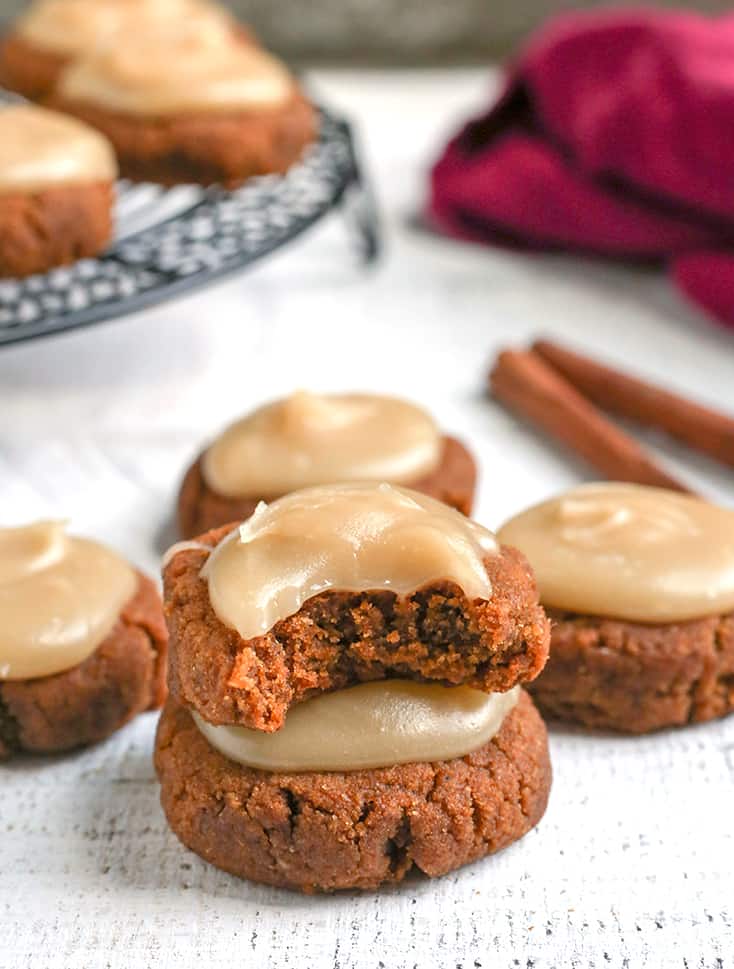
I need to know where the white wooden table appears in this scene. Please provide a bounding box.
[1,69,732,968]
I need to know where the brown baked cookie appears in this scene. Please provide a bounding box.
[155,689,551,893]
[530,608,734,734]
[164,523,550,731]
[0,181,113,279]
[0,573,168,760]
[0,32,66,100]
[50,93,316,188]
[177,435,478,539]
[498,484,734,733]
[0,104,117,278]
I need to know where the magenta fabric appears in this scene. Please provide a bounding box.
[673,251,734,323]
[429,8,734,329]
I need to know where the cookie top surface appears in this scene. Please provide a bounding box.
[194,681,520,771]
[498,482,734,622]
[0,521,137,680]
[16,0,233,57]
[57,20,295,116]
[201,391,444,499]
[195,483,498,640]
[0,105,117,192]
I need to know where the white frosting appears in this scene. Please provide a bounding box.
[0,105,117,192]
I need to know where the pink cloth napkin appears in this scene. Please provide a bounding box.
[429,8,734,328]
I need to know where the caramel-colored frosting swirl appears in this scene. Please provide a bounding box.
[198,483,498,640]
[0,522,137,680]
[58,20,294,116]
[194,682,519,772]
[202,391,443,499]
[0,105,117,193]
[498,483,734,622]
[16,0,233,57]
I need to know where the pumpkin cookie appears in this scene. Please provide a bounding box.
[51,21,315,186]
[157,483,551,891]
[498,482,734,733]
[164,486,549,731]
[0,521,167,759]
[0,104,116,278]
[177,391,478,538]
[155,690,551,893]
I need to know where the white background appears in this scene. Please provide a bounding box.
[1,70,733,968]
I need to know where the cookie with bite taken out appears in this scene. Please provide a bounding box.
[156,483,552,891]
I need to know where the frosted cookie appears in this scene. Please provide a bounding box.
[156,482,551,891]
[155,689,550,892]
[0,522,167,758]
[177,391,478,537]
[51,21,315,186]
[163,483,549,729]
[498,483,734,733]
[0,104,117,278]
[0,0,244,100]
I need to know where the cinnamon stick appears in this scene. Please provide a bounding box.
[489,349,691,492]
[534,339,734,470]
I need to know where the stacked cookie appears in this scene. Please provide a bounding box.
[0,521,167,759]
[156,482,552,892]
[0,0,316,276]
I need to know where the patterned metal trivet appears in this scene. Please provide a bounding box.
[0,107,379,346]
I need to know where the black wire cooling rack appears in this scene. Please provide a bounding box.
[0,106,379,347]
